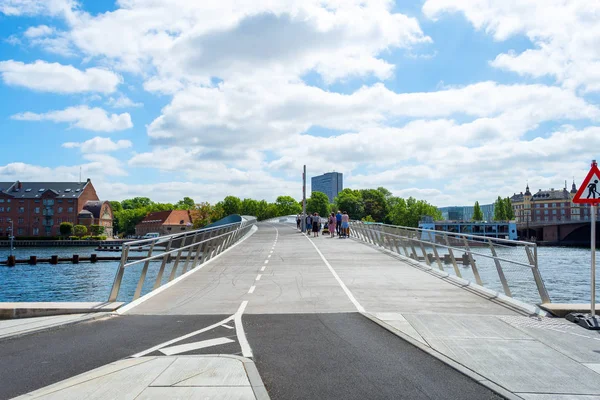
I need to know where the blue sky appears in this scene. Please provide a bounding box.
[0,0,599,206]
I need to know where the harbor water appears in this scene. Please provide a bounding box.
[0,245,598,305]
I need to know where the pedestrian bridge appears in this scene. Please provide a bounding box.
[2,217,600,400]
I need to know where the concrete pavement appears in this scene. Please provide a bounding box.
[4,221,600,399]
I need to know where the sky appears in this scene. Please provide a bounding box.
[0,0,599,207]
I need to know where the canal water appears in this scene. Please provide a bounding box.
[0,245,598,305]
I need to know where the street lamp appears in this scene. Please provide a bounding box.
[7,218,14,257]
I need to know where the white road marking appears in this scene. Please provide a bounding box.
[130,315,234,358]
[235,300,253,358]
[256,274,262,281]
[268,254,271,258]
[304,235,365,313]
[159,337,234,356]
[248,285,256,294]
[270,250,273,254]
[222,324,234,329]
[260,266,265,272]
[264,260,269,264]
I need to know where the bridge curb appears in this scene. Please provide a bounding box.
[361,312,523,400]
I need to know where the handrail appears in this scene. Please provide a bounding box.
[349,221,551,304]
[125,221,246,247]
[365,222,527,246]
[108,217,257,302]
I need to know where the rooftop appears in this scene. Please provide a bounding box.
[0,180,91,199]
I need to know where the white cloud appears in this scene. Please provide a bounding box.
[106,94,143,108]
[24,25,55,38]
[146,79,599,149]
[62,137,133,153]
[0,0,75,16]
[0,60,121,93]
[423,0,600,93]
[12,106,133,132]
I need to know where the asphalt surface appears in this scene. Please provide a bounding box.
[245,313,504,400]
[0,314,234,400]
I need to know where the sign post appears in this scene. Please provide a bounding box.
[569,160,600,329]
[302,165,307,233]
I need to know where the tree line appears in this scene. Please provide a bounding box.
[110,188,442,236]
[471,197,515,222]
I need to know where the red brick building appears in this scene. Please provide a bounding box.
[135,210,193,236]
[0,179,113,238]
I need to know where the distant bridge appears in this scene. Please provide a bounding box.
[517,219,599,244]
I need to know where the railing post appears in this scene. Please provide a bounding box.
[430,240,444,271]
[487,239,512,297]
[444,234,461,278]
[525,244,551,303]
[154,237,174,289]
[462,236,483,285]
[133,241,156,300]
[181,232,200,274]
[108,244,130,302]
[169,235,188,282]
[418,241,431,266]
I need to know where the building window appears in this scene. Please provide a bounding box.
[535,210,540,215]
[68,207,73,213]
[35,207,40,214]
[33,227,39,236]
[544,210,549,215]
[0,207,3,212]
[561,209,566,215]
[58,200,63,203]
[0,218,2,223]
[58,207,63,213]
[18,207,24,213]
[0,199,3,203]
[18,217,24,224]
[43,199,55,206]
[544,204,548,208]
[6,207,10,212]
[552,210,557,215]
[6,199,10,203]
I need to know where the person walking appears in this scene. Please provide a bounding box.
[306,213,312,235]
[336,210,342,236]
[296,214,301,230]
[341,211,350,238]
[328,212,336,238]
[312,213,320,237]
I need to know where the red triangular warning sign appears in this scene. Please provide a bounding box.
[573,162,600,204]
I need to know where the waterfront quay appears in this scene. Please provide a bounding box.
[1,220,599,399]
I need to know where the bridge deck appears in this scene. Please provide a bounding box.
[4,223,600,399]
[128,223,516,316]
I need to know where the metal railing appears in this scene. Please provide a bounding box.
[349,221,551,305]
[108,217,257,302]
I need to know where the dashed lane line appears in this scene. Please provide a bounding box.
[248,286,256,294]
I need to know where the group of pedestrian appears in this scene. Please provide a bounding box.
[296,210,350,238]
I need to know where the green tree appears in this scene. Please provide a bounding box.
[362,215,375,222]
[493,196,507,221]
[59,222,73,237]
[505,197,515,220]
[255,200,269,221]
[221,196,242,216]
[376,187,393,199]
[89,225,105,236]
[275,196,302,216]
[472,201,484,221]
[175,197,195,210]
[241,198,259,216]
[73,224,88,238]
[389,197,441,227]
[360,189,388,222]
[307,191,330,217]
[121,197,153,210]
[335,189,364,219]
[110,201,122,212]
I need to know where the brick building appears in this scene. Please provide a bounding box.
[510,181,599,223]
[0,179,113,238]
[135,210,193,236]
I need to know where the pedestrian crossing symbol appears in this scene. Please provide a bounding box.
[573,160,600,204]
